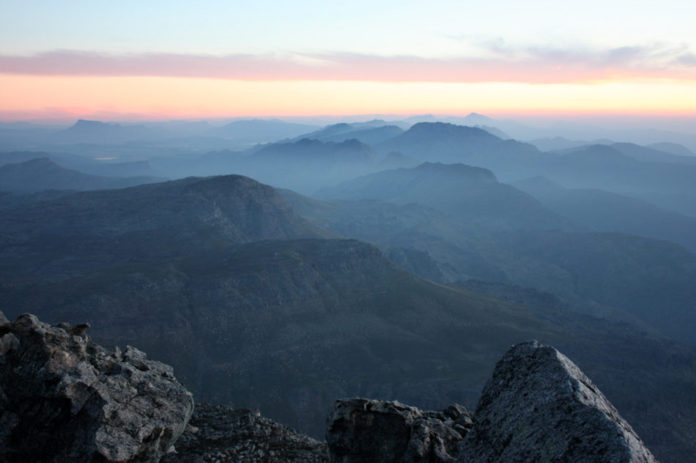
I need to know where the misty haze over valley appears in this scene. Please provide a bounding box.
[2,113,696,461]
[3,1,696,461]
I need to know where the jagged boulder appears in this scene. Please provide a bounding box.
[162,402,328,463]
[459,340,657,463]
[326,398,472,463]
[0,313,194,463]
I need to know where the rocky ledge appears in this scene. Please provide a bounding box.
[0,312,658,462]
[324,341,656,462]
[162,402,328,463]
[0,312,193,462]
[326,399,472,463]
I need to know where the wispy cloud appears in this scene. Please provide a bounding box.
[0,45,694,84]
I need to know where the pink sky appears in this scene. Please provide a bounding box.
[1,50,695,121]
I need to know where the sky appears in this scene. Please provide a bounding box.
[1,0,695,121]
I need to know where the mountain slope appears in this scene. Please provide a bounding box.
[611,142,696,165]
[286,185,696,345]
[226,139,379,193]
[295,122,404,144]
[51,119,167,144]
[1,175,696,461]
[1,238,695,461]
[532,144,696,217]
[376,122,544,175]
[0,150,157,178]
[318,162,572,231]
[0,158,161,193]
[515,176,696,252]
[0,174,324,279]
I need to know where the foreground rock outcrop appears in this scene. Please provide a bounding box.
[325,341,657,463]
[0,312,658,463]
[0,313,193,462]
[162,403,328,463]
[459,341,657,463]
[326,399,473,463]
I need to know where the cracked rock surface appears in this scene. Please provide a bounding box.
[459,341,658,463]
[0,313,193,463]
[326,398,473,463]
[162,402,328,463]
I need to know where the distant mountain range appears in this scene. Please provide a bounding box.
[514,176,696,252]
[293,122,404,144]
[0,174,324,278]
[377,122,541,166]
[318,162,571,231]
[52,119,170,144]
[287,162,696,346]
[2,115,696,461]
[0,158,161,193]
[207,119,318,143]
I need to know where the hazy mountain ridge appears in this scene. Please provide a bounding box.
[0,158,162,193]
[1,117,696,460]
[0,174,325,280]
[52,119,171,144]
[515,175,696,252]
[377,122,543,169]
[318,162,572,231]
[292,121,405,144]
[207,118,319,143]
[286,172,696,345]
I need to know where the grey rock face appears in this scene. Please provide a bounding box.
[459,341,657,463]
[0,313,194,463]
[326,398,472,463]
[162,402,328,463]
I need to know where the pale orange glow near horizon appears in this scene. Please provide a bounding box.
[2,74,696,121]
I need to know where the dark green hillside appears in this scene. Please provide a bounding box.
[285,188,696,346]
[1,174,696,461]
[0,174,324,279]
[2,238,695,461]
